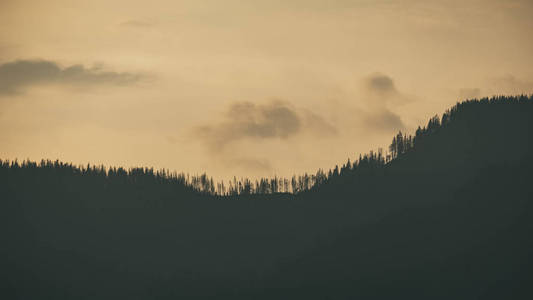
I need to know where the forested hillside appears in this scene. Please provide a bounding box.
[1,95,532,299]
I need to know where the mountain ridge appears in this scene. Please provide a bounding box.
[1,95,532,299]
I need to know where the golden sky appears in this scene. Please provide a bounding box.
[1,0,532,180]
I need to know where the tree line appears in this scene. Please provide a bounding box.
[2,94,532,197]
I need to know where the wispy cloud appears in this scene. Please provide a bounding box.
[192,99,337,173]
[195,100,301,151]
[195,100,331,150]
[0,59,144,95]
[363,108,405,132]
[358,73,408,131]
[363,73,413,106]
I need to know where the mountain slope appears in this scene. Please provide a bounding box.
[1,95,532,299]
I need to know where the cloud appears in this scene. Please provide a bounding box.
[0,59,143,95]
[364,73,401,103]
[193,100,338,174]
[195,100,301,150]
[193,100,338,151]
[302,110,339,137]
[356,73,408,132]
[364,108,405,132]
[362,73,414,107]
[365,73,397,96]
[195,100,339,152]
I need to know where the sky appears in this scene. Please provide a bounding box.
[1,0,533,180]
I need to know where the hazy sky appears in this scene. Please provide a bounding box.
[1,0,532,179]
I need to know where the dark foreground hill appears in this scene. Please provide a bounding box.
[1,95,533,299]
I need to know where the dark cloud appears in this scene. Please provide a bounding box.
[195,101,301,150]
[362,73,414,107]
[366,74,397,95]
[0,59,143,95]
[364,109,405,132]
[358,73,408,131]
[195,100,338,151]
[194,100,338,174]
